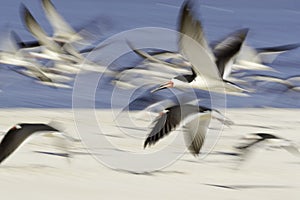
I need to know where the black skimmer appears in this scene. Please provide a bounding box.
[231,43,300,74]
[20,5,111,76]
[129,12,300,84]
[237,43,300,65]
[10,67,73,88]
[0,31,75,87]
[41,0,106,48]
[146,0,247,94]
[129,36,300,83]
[128,27,249,82]
[235,133,300,158]
[210,28,249,80]
[0,123,73,164]
[240,74,300,92]
[41,0,82,44]
[144,104,232,156]
[20,3,114,74]
[0,31,62,83]
[20,4,86,63]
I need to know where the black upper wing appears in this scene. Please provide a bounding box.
[212,28,249,78]
[144,105,211,148]
[0,124,59,164]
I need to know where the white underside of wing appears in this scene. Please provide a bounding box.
[236,44,283,66]
[180,35,220,82]
[25,131,74,157]
[182,113,211,155]
[223,59,234,79]
[257,51,283,64]
[288,76,300,82]
[233,60,277,72]
[42,0,81,43]
[191,76,245,93]
[35,81,72,89]
[281,144,300,156]
[0,30,18,53]
[237,44,260,63]
[25,11,61,53]
[50,63,80,74]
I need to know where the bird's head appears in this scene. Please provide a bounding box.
[9,124,22,131]
[151,78,189,93]
[151,80,174,93]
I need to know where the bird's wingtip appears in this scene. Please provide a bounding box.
[144,140,149,149]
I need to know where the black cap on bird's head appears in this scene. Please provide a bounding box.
[151,69,196,93]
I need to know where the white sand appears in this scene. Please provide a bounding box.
[0,108,299,200]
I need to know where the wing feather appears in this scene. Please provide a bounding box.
[183,113,211,155]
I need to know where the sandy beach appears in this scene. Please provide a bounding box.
[0,108,299,200]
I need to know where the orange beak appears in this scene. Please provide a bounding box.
[151,81,174,93]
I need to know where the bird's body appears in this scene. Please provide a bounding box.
[148,0,247,94]
[144,104,212,155]
[144,103,231,156]
[235,133,300,159]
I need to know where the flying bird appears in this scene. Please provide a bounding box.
[20,3,84,62]
[240,74,300,92]
[235,133,300,159]
[0,123,74,164]
[144,104,232,156]
[237,43,300,65]
[41,0,83,44]
[148,0,247,94]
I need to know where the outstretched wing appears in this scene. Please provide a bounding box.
[144,106,180,148]
[212,28,249,79]
[178,0,220,81]
[144,105,211,148]
[178,0,212,57]
[0,124,59,164]
[20,4,63,53]
[42,0,81,42]
[183,112,211,156]
[255,43,300,64]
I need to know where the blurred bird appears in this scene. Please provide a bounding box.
[235,133,300,160]
[0,30,59,83]
[239,74,300,92]
[144,103,232,156]
[147,0,247,94]
[130,1,300,85]
[209,28,249,80]
[20,4,83,62]
[21,0,95,48]
[0,123,78,164]
[236,43,300,65]
[130,38,300,84]
[20,3,113,75]
[41,0,83,44]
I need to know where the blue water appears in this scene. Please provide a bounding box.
[0,0,299,108]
